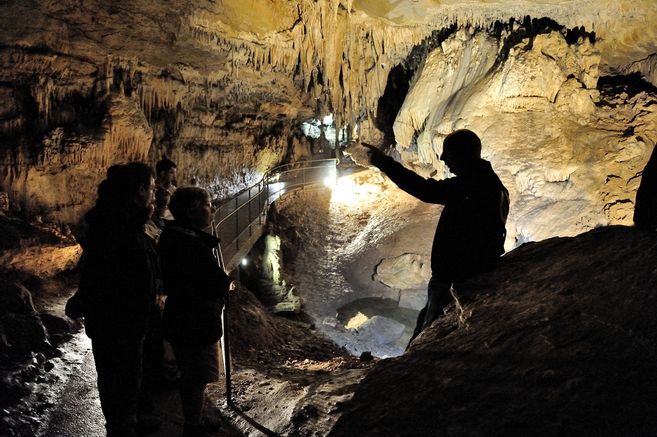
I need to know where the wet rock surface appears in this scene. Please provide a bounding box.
[0,213,82,436]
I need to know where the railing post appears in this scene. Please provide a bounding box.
[258,180,262,225]
[261,179,265,223]
[248,187,252,236]
[235,196,239,252]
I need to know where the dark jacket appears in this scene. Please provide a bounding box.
[77,199,159,340]
[371,154,509,281]
[159,222,231,346]
[634,144,657,229]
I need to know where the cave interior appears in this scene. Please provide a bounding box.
[1,1,657,436]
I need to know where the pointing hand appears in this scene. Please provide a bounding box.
[362,143,382,163]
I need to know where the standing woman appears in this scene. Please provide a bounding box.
[158,187,232,437]
[77,162,159,436]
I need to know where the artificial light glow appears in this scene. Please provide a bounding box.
[346,312,369,329]
[323,166,337,187]
[329,175,381,205]
[268,181,286,201]
[241,258,248,266]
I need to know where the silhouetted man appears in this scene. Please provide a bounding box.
[75,163,160,436]
[634,144,657,230]
[365,129,509,348]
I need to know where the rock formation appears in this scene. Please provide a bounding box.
[0,0,655,239]
[2,1,657,434]
[330,226,657,436]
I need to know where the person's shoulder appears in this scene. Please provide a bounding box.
[160,224,210,248]
[477,159,500,176]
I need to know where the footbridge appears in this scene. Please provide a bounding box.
[212,158,337,270]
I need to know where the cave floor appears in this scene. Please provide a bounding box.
[33,327,371,437]
[15,169,429,436]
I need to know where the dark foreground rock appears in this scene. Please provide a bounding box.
[330,226,657,437]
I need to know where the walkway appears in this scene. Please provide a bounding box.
[213,158,337,269]
[37,158,338,437]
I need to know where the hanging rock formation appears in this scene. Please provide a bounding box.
[0,0,656,238]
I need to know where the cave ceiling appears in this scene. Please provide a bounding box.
[0,0,656,243]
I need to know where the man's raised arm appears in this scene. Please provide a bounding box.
[362,143,450,204]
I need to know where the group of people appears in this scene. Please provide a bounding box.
[67,128,655,437]
[67,158,232,437]
[68,131,509,436]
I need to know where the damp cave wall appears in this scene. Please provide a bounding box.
[0,0,310,223]
[0,0,656,242]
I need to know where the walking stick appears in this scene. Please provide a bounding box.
[212,221,232,405]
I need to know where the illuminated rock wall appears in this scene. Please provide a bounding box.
[1,0,656,237]
[389,25,656,244]
[0,1,302,222]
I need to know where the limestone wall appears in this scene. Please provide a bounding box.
[0,0,656,240]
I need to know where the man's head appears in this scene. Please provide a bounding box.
[155,157,177,186]
[169,187,214,230]
[102,162,155,209]
[440,129,482,175]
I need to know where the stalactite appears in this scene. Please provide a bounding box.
[138,77,182,119]
[185,0,633,130]
[99,121,151,168]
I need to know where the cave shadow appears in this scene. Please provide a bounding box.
[227,401,278,437]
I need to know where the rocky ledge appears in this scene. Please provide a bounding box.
[330,225,657,436]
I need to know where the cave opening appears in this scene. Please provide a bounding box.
[598,72,657,99]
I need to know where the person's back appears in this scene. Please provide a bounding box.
[430,157,508,280]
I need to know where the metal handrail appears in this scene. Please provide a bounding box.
[214,182,266,226]
[213,158,337,266]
